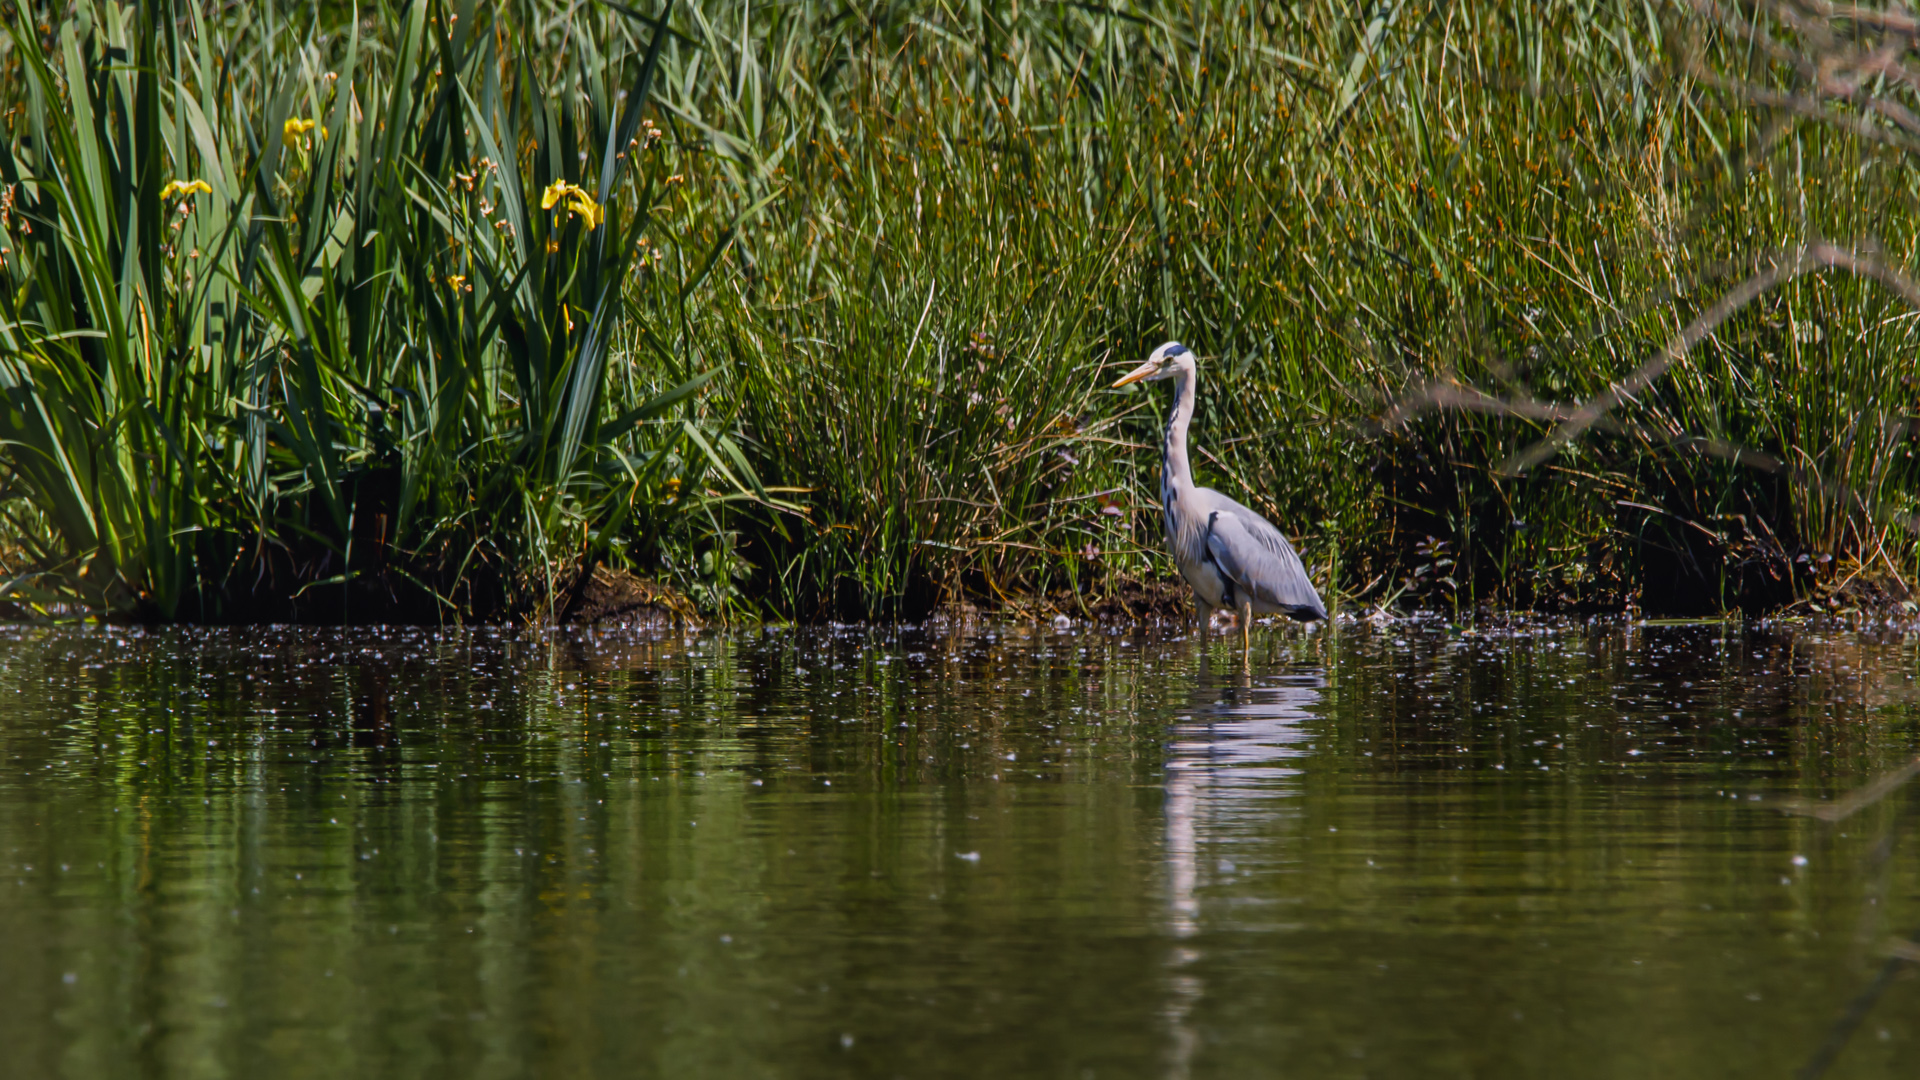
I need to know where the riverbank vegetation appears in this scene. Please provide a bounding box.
[0,0,1915,623]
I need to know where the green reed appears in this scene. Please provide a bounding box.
[0,1,1914,621]
[641,0,1920,617]
[0,0,772,620]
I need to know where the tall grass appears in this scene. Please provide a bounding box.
[640,0,1920,617]
[0,1,1914,622]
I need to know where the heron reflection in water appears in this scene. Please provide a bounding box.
[1161,668,1323,1079]
[1112,342,1327,662]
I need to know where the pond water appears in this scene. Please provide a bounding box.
[2,619,1919,1077]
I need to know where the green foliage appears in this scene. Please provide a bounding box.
[0,1,1914,622]
[0,0,775,620]
[630,0,1920,616]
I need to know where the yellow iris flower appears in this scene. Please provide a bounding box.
[159,179,213,201]
[539,180,603,231]
[283,117,325,148]
[538,179,580,209]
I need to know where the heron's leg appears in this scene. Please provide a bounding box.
[1240,601,1253,663]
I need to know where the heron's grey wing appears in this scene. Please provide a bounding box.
[1203,505,1328,620]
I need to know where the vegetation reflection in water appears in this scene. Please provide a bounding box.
[2,620,1919,1077]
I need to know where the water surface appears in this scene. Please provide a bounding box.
[3,619,1919,1077]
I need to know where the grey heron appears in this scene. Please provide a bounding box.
[1112,342,1327,656]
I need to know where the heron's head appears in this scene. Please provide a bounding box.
[1111,341,1193,388]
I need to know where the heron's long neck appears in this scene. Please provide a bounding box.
[1161,365,1197,503]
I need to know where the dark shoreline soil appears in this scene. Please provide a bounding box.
[567,567,1918,630]
[0,559,1909,629]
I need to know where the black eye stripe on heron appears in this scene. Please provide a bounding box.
[1108,341,1327,662]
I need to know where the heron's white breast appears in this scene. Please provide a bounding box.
[1164,497,1227,610]
[1175,551,1229,610]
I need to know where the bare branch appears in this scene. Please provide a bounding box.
[1812,238,1920,307]
[1500,246,1822,474]
[1691,68,1920,154]
[1804,1,1920,37]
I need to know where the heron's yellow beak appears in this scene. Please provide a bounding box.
[1111,360,1158,388]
